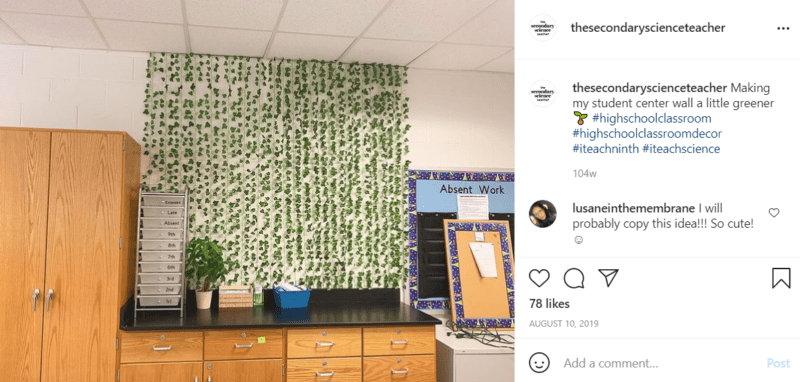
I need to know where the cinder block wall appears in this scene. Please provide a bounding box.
[0,44,513,170]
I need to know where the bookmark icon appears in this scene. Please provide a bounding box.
[598,269,619,287]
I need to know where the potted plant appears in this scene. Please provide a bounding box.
[185,237,235,310]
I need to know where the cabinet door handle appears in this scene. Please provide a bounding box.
[32,289,40,312]
[194,378,198,382]
[391,368,409,374]
[207,377,211,382]
[234,343,253,349]
[390,340,409,345]
[45,289,54,311]
[315,341,335,347]
[316,371,335,377]
[152,345,172,351]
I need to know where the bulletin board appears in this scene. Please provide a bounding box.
[407,170,514,310]
[443,220,515,329]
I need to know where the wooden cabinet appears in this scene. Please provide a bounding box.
[121,331,204,363]
[204,329,283,361]
[0,130,51,382]
[120,326,437,382]
[363,355,436,382]
[120,362,202,382]
[286,358,362,382]
[363,326,435,356]
[286,327,362,359]
[204,360,282,382]
[0,127,141,382]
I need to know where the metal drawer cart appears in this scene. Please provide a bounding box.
[133,185,189,318]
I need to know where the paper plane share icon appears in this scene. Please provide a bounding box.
[598,269,619,287]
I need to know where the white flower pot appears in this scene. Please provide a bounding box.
[196,290,213,310]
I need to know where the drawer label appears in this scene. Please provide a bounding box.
[163,221,180,226]
[166,276,176,282]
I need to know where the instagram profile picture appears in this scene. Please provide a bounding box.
[530,200,557,228]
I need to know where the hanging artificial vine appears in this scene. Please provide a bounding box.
[142,53,411,289]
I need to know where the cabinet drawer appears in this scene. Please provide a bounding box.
[140,240,183,251]
[120,362,202,382]
[204,360,282,382]
[142,207,185,217]
[287,328,362,359]
[286,358,361,382]
[120,331,203,363]
[143,195,185,206]
[204,329,283,360]
[141,229,183,239]
[142,218,183,228]
[363,326,435,356]
[363,355,436,382]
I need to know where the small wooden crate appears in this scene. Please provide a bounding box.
[218,285,253,309]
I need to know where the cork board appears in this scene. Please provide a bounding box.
[443,220,515,329]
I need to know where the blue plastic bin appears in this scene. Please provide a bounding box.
[273,286,311,309]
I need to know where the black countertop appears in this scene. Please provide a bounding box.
[121,302,441,331]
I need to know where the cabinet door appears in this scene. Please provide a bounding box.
[0,130,51,382]
[41,132,123,382]
[205,360,283,382]
[121,362,203,382]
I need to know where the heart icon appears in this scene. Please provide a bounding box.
[769,208,780,217]
[529,269,550,287]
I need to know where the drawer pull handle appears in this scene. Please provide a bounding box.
[316,341,335,347]
[390,340,409,345]
[234,343,253,349]
[391,368,409,374]
[152,345,172,351]
[316,371,335,377]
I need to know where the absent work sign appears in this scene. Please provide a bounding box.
[457,194,489,220]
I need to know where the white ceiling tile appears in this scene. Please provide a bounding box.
[0,13,105,49]
[0,19,23,44]
[476,49,513,73]
[189,26,270,57]
[83,0,183,24]
[279,0,389,37]
[340,38,433,66]
[445,0,512,46]
[0,0,84,16]
[267,33,353,61]
[185,0,284,31]
[408,43,509,71]
[97,20,186,53]
[365,0,495,41]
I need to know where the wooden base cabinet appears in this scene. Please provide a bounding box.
[363,355,436,382]
[120,363,202,382]
[0,127,141,382]
[286,358,362,382]
[119,326,436,382]
[205,360,283,382]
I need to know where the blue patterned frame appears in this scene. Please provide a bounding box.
[445,221,514,329]
[407,170,514,310]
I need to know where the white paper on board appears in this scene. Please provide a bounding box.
[457,194,489,220]
[468,242,498,278]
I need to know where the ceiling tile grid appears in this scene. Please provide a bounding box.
[0,0,513,73]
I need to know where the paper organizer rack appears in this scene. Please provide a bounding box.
[133,185,189,318]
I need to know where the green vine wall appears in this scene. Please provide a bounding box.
[142,53,411,289]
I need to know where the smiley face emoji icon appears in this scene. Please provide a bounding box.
[529,352,550,373]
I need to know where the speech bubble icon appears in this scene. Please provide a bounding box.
[564,268,585,289]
